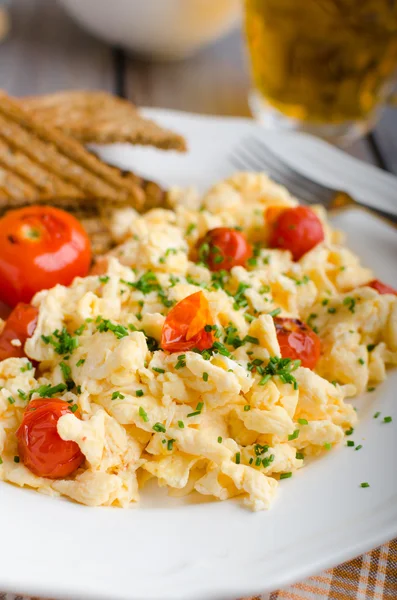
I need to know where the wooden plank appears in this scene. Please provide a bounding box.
[125,29,250,117]
[371,108,397,175]
[0,0,115,97]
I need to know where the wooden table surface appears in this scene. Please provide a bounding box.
[1,0,397,177]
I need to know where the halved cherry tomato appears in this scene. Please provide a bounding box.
[275,317,321,370]
[0,206,91,307]
[161,291,214,353]
[268,206,325,261]
[195,227,253,272]
[0,303,38,362]
[366,279,397,296]
[16,398,84,479]
[265,205,287,226]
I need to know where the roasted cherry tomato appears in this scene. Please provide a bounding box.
[268,206,325,261]
[16,398,84,479]
[195,227,253,272]
[0,303,38,362]
[161,291,214,353]
[0,205,91,307]
[366,279,397,296]
[275,317,321,370]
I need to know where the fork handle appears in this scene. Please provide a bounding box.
[330,192,397,226]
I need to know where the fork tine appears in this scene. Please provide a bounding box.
[249,137,334,202]
[230,145,299,194]
[233,140,325,204]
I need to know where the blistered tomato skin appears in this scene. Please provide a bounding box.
[0,303,38,361]
[196,227,253,272]
[268,206,325,261]
[275,317,321,370]
[366,279,397,296]
[0,205,92,307]
[16,399,84,479]
[161,291,214,353]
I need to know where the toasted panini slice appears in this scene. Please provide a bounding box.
[21,90,187,151]
[0,91,147,210]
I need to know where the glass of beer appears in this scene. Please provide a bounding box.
[244,0,397,145]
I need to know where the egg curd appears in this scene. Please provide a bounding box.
[0,173,396,510]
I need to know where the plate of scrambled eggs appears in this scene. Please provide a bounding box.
[0,110,396,600]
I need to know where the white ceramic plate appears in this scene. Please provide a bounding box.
[1,110,396,600]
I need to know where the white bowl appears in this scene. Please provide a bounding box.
[58,0,242,60]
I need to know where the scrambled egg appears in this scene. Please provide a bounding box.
[0,173,395,510]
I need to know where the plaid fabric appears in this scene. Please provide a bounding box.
[2,539,396,600]
[246,539,397,600]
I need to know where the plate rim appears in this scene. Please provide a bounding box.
[1,109,396,600]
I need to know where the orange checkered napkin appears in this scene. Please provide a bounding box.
[244,539,397,600]
[2,540,396,600]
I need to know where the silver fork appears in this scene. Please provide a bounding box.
[229,137,397,225]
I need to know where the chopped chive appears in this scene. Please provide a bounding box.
[243,335,260,345]
[345,427,354,436]
[175,354,186,369]
[202,372,209,382]
[262,454,275,468]
[153,423,166,433]
[347,440,355,447]
[187,402,204,418]
[167,439,176,451]
[235,452,241,464]
[288,429,300,441]
[76,359,85,367]
[249,457,253,465]
[360,482,370,488]
[296,452,304,460]
[358,358,365,365]
[20,361,33,372]
[111,391,125,400]
[367,344,376,352]
[383,416,392,423]
[7,396,15,405]
[244,405,251,411]
[217,436,222,443]
[14,456,20,463]
[178,420,185,429]
[324,442,332,450]
[280,472,292,480]
[99,275,110,284]
[355,445,363,451]
[0,456,3,465]
[260,285,271,294]
[69,404,78,413]
[343,296,356,313]
[17,389,27,400]
[259,374,271,386]
[373,412,381,418]
[297,418,308,425]
[268,308,281,317]
[136,389,144,397]
[327,307,337,314]
[152,367,165,374]
[367,387,376,392]
[139,407,149,423]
